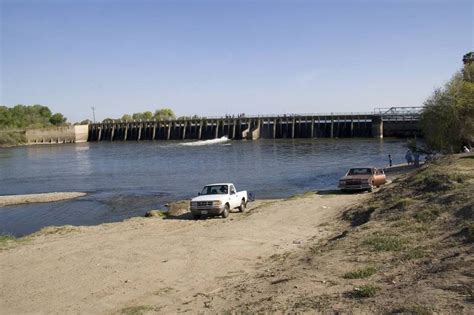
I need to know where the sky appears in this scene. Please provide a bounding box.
[1,0,473,123]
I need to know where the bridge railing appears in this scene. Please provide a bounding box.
[94,108,423,124]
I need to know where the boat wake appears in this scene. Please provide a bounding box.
[181,136,230,146]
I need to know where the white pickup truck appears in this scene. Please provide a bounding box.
[190,183,248,219]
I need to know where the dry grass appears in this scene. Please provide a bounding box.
[343,266,377,279]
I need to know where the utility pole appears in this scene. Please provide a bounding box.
[91,106,96,123]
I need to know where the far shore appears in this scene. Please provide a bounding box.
[0,192,87,207]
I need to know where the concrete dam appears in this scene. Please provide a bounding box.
[88,108,422,142]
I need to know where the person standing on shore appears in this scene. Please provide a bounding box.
[405,149,413,165]
[414,151,420,167]
[388,154,393,167]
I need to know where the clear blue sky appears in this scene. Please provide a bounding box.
[1,0,472,123]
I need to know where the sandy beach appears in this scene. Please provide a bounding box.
[0,191,366,314]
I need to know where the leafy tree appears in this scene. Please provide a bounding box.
[143,111,153,120]
[132,112,144,120]
[154,108,175,120]
[50,113,67,126]
[0,106,13,128]
[421,62,474,152]
[0,104,63,129]
[121,114,132,122]
[80,119,92,124]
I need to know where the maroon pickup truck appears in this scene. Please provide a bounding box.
[338,167,386,192]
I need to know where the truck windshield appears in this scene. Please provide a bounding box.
[347,168,372,175]
[201,185,228,195]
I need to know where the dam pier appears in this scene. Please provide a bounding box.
[88,107,422,142]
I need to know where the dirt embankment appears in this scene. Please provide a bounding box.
[207,153,474,314]
[0,155,472,314]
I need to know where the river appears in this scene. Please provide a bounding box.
[0,138,409,236]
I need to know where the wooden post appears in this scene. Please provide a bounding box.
[291,118,295,139]
[182,121,187,140]
[330,117,334,138]
[215,120,219,138]
[152,124,156,140]
[137,125,142,141]
[167,123,171,140]
[198,121,203,139]
[273,118,277,139]
[232,119,236,139]
[110,125,115,141]
[97,128,102,141]
[310,117,314,138]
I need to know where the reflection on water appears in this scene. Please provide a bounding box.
[0,138,409,236]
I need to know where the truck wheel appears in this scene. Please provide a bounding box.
[222,204,230,218]
[238,199,246,212]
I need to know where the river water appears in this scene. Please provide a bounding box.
[0,138,409,236]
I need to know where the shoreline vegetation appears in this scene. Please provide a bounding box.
[1,153,472,313]
[0,105,68,146]
[0,192,86,207]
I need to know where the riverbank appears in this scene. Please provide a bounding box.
[1,154,471,314]
[0,192,87,206]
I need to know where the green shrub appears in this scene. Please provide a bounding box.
[363,234,405,251]
[403,247,426,260]
[412,208,440,223]
[0,130,26,146]
[350,285,378,298]
[343,266,377,279]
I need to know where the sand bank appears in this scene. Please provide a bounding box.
[0,192,86,206]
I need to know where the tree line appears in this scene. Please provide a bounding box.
[421,53,474,153]
[100,108,177,123]
[0,104,67,129]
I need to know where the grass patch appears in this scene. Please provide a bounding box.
[363,234,405,251]
[456,222,474,243]
[0,234,16,243]
[0,233,31,250]
[392,304,432,315]
[31,225,80,237]
[411,170,454,192]
[391,197,415,210]
[403,247,426,260]
[390,217,430,233]
[349,285,378,298]
[120,305,154,315]
[448,172,471,184]
[412,208,440,223]
[343,266,377,279]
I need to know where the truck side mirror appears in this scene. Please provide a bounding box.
[198,192,201,196]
